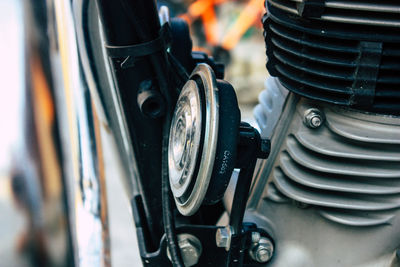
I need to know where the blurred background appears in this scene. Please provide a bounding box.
[160,0,267,121]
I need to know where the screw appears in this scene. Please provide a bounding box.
[311,116,321,127]
[249,237,274,263]
[166,234,202,267]
[304,108,324,128]
[216,226,232,251]
[256,247,272,262]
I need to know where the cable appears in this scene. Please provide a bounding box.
[161,111,184,267]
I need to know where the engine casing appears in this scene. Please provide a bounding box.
[248,77,400,267]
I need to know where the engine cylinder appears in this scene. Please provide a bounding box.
[249,78,400,266]
[264,0,400,114]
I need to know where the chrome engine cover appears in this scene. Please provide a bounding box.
[247,78,400,267]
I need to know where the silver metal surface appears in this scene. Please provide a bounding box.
[268,0,400,27]
[167,234,203,267]
[304,108,323,129]
[215,226,233,251]
[169,80,203,198]
[247,96,400,266]
[264,98,400,223]
[249,237,274,263]
[53,0,111,265]
[173,64,219,216]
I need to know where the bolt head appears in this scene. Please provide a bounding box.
[167,234,202,267]
[180,241,200,267]
[310,116,321,127]
[304,108,324,129]
[256,247,272,263]
[216,226,232,251]
[249,237,274,263]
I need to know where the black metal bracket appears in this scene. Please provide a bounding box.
[227,122,271,266]
[135,221,272,267]
[131,122,272,267]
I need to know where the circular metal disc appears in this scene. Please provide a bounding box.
[169,64,219,216]
[169,80,202,197]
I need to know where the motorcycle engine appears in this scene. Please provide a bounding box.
[246,1,400,266]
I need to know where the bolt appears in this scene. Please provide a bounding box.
[216,226,232,251]
[311,116,321,127]
[166,234,202,267]
[256,247,272,262]
[249,237,274,263]
[304,108,324,129]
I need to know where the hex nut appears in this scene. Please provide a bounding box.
[304,108,324,129]
[216,226,232,251]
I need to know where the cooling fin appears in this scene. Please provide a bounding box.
[263,96,400,226]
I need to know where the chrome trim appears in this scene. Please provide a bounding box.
[169,80,203,198]
[53,1,110,266]
[175,64,219,216]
